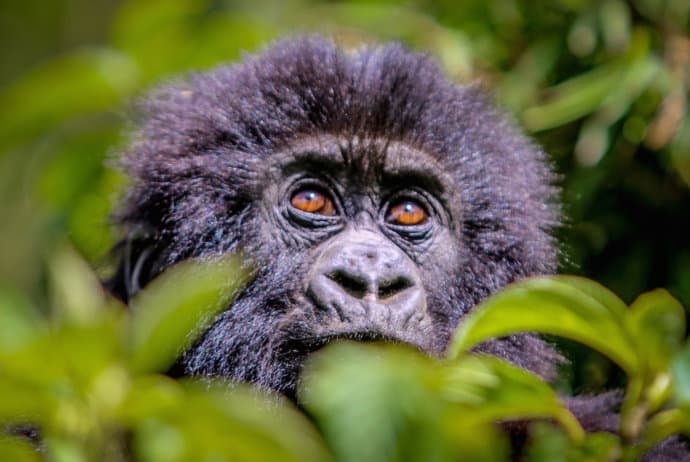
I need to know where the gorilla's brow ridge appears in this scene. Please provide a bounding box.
[273,135,451,190]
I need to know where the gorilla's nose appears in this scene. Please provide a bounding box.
[325,247,415,302]
[307,229,427,328]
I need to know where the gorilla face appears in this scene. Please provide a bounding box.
[179,137,467,397]
[109,36,560,399]
[263,138,461,352]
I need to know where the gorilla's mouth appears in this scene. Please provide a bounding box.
[285,331,407,357]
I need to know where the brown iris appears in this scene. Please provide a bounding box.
[386,200,427,225]
[290,189,335,216]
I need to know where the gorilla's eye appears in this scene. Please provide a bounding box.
[290,189,335,216]
[386,200,428,226]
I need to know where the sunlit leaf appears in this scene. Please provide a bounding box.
[0,436,39,462]
[301,342,451,462]
[636,409,690,458]
[0,49,138,150]
[0,378,54,424]
[113,0,276,82]
[670,116,690,187]
[135,382,331,462]
[522,29,651,132]
[448,276,638,374]
[441,356,584,442]
[522,61,625,131]
[628,289,686,376]
[555,275,628,317]
[129,255,249,373]
[525,423,570,462]
[49,245,107,325]
[568,12,597,57]
[595,54,660,126]
[0,313,122,389]
[118,375,183,425]
[526,424,619,462]
[44,436,88,462]
[0,286,44,351]
[574,120,610,167]
[499,39,560,111]
[672,342,690,410]
[576,432,621,462]
[599,0,631,53]
[135,419,185,462]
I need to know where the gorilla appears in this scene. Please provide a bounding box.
[107,36,688,460]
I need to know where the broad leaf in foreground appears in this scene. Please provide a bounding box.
[448,276,638,374]
[129,255,249,373]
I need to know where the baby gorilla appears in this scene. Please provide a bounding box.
[108,37,687,460]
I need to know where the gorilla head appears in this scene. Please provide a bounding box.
[109,36,560,399]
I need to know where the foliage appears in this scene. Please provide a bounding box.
[0,253,688,461]
[1,0,689,460]
[303,275,690,462]
[0,249,331,462]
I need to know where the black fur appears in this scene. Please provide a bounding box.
[108,36,688,460]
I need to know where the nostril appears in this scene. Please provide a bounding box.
[327,270,368,299]
[377,277,413,300]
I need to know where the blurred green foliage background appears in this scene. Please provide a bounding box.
[1,0,689,388]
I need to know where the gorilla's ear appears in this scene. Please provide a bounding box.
[104,229,158,303]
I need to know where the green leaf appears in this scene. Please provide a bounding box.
[0,378,54,424]
[113,0,277,83]
[441,356,584,443]
[129,255,249,373]
[636,409,690,457]
[49,245,107,326]
[522,29,651,132]
[670,116,690,187]
[448,276,639,374]
[577,432,621,462]
[0,49,138,151]
[672,341,690,410]
[555,275,628,317]
[525,423,570,462]
[44,436,88,462]
[134,382,331,462]
[526,424,619,462]
[0,320,122,389]
[118,375,183,425]
[301,342,452,462]
[628,289,686,376]
[499,39,561,111]
[522,61,625,131]
[599,0,631,53]
[0,436,39,462]
[0,286,44,351]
